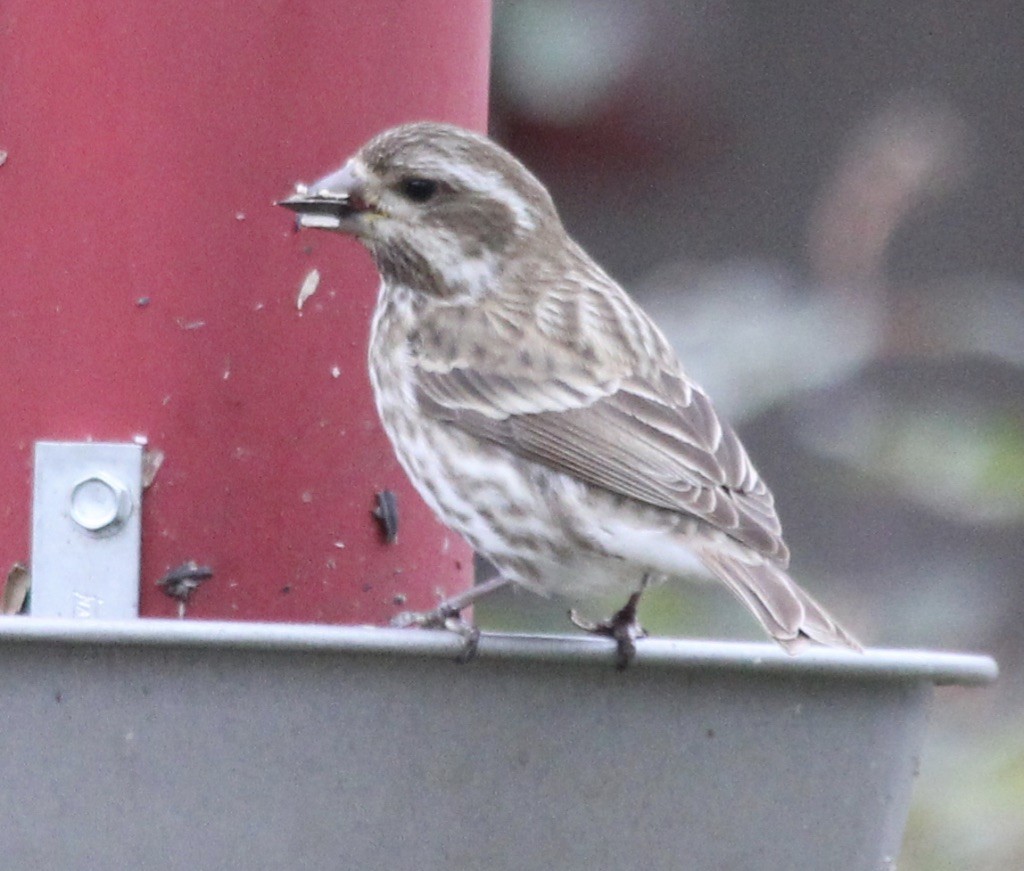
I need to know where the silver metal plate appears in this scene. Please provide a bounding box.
[30,441,143,618]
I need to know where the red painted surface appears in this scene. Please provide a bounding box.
[0,2,488,620]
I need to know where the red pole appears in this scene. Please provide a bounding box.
[0,2,488,621]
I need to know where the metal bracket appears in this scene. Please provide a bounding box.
[30,441,143,618]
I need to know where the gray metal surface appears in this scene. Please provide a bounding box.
[30,441,142,618]
[0,621,997,871]
[0,618,998,684]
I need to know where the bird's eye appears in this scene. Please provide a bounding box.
[399,177,439,203]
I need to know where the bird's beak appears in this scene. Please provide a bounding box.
[277,160,372,232]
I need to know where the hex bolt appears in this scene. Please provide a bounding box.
[69,473,133,533]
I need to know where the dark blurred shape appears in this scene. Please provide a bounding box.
[641,95,976,419]
[807,95,971,289]
[492,0,733,171]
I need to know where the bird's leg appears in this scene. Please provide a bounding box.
[391,575,512,662]
[569,576,651,670]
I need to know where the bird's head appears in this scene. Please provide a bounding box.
[279,122,562,298]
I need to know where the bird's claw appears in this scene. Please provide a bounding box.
[569,600,648,670]
[391,605,481,663]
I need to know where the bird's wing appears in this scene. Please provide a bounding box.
[412,291,789,563]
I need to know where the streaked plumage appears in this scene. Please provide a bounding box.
[279,121,860,662]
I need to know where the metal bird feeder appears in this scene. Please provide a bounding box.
[0,621,997,870]
[0,0,485,623]
[0,3,998,871]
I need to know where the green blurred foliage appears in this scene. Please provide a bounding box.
[902,723,1024,870]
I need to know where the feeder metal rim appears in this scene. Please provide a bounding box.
[0,616,997,686]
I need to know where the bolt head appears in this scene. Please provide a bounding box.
[69,473,133,533]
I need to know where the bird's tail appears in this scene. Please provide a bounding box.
[697,546,862,653]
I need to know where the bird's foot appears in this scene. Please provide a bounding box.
[569,592,648,670]
[391,602,481,663]
[390,576,512,664]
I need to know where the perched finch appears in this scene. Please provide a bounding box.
[279,122,860,666]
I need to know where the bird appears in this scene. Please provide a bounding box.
[278,121,861,667]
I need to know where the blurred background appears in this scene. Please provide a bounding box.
[479,2,1024,868]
